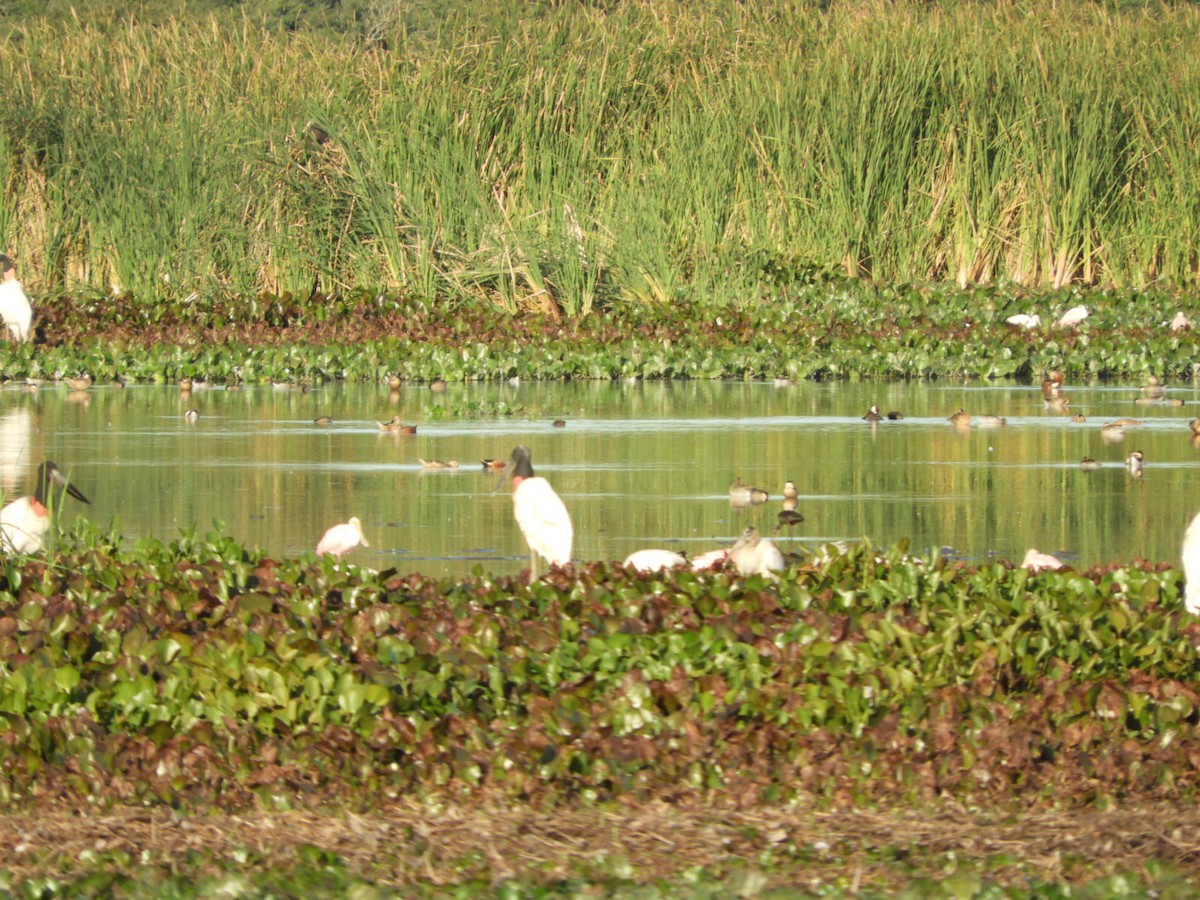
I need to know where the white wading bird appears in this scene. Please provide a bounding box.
[622,549,687,573]
[506,445,572,578]
[1056,305,1089,328]
[1021,548,1064,572]
[0,461,90,554]
[1182,511,1200,613]
[728,526,785,578]
[0,254,32,342]
[316,516,370,562]
[1005,313,1041,330]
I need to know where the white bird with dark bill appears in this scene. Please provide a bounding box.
[507,445,572,578]
[0,461,90,554]
[0,254,32,342]
[316,516,369,562]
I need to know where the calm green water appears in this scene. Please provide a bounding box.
[1,378,1197,578]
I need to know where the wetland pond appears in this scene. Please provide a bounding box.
[1,378,1197,579]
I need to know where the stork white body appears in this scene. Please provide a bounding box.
[508,446,572,578]
[0,277,32,342]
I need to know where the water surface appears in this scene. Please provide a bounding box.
[3,378,1196,578]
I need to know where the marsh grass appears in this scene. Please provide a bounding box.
[2,1,1200,310]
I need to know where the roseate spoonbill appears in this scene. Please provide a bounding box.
[623,549,687,573]
[729,526,785,578]
[0,254,32,342]
[0,461,90,554]
[506,445,572,578]
[729,477,768,506]
[1021,549,1063,572]
[316,516,369,562]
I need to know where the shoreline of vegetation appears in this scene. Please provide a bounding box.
[0,2,1199,311]
[6,280,1197,386]
[0,523,1197,894]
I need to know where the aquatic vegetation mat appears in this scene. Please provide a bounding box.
[0,527,1199,890]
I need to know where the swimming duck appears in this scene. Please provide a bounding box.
[388,374,403,391]
[886,410,905,421]
[64,374,93,391]
[1079,457,1101,472]
[1126,449,1145,477]
[1071,414,1087,423]
[419,458,459,470]
[378,417,417,434]
[1141,375,1166,399]
[729,477,769,506]
[313,416,333,425]
[481,458,508,471]
[947,409,971,428]
[977,415,1008,429]
[183,409,199,423]
[429,379,448,393]
[862,405,884,422]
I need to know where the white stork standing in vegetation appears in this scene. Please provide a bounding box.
[0,254,32,342]
[506,445,572,578]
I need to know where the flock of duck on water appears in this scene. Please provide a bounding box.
[2,256,1200,608]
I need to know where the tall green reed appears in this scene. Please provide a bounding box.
[1,2,1199,312]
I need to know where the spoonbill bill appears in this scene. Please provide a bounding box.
[729,526,785,578]
[506,445,572,578]
[0,461,90,554]
[1021,549,1064,572]
[316,516,370,562]
[0,254,32,342]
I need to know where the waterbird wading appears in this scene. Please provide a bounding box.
[0,254,32,342]
[0,461,90,554]
[504,445,572,579]
[316,516,369,562]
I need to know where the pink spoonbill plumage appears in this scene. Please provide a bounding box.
[0,461,90,554]
[316,516,370,562]
[506,445,572,579]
